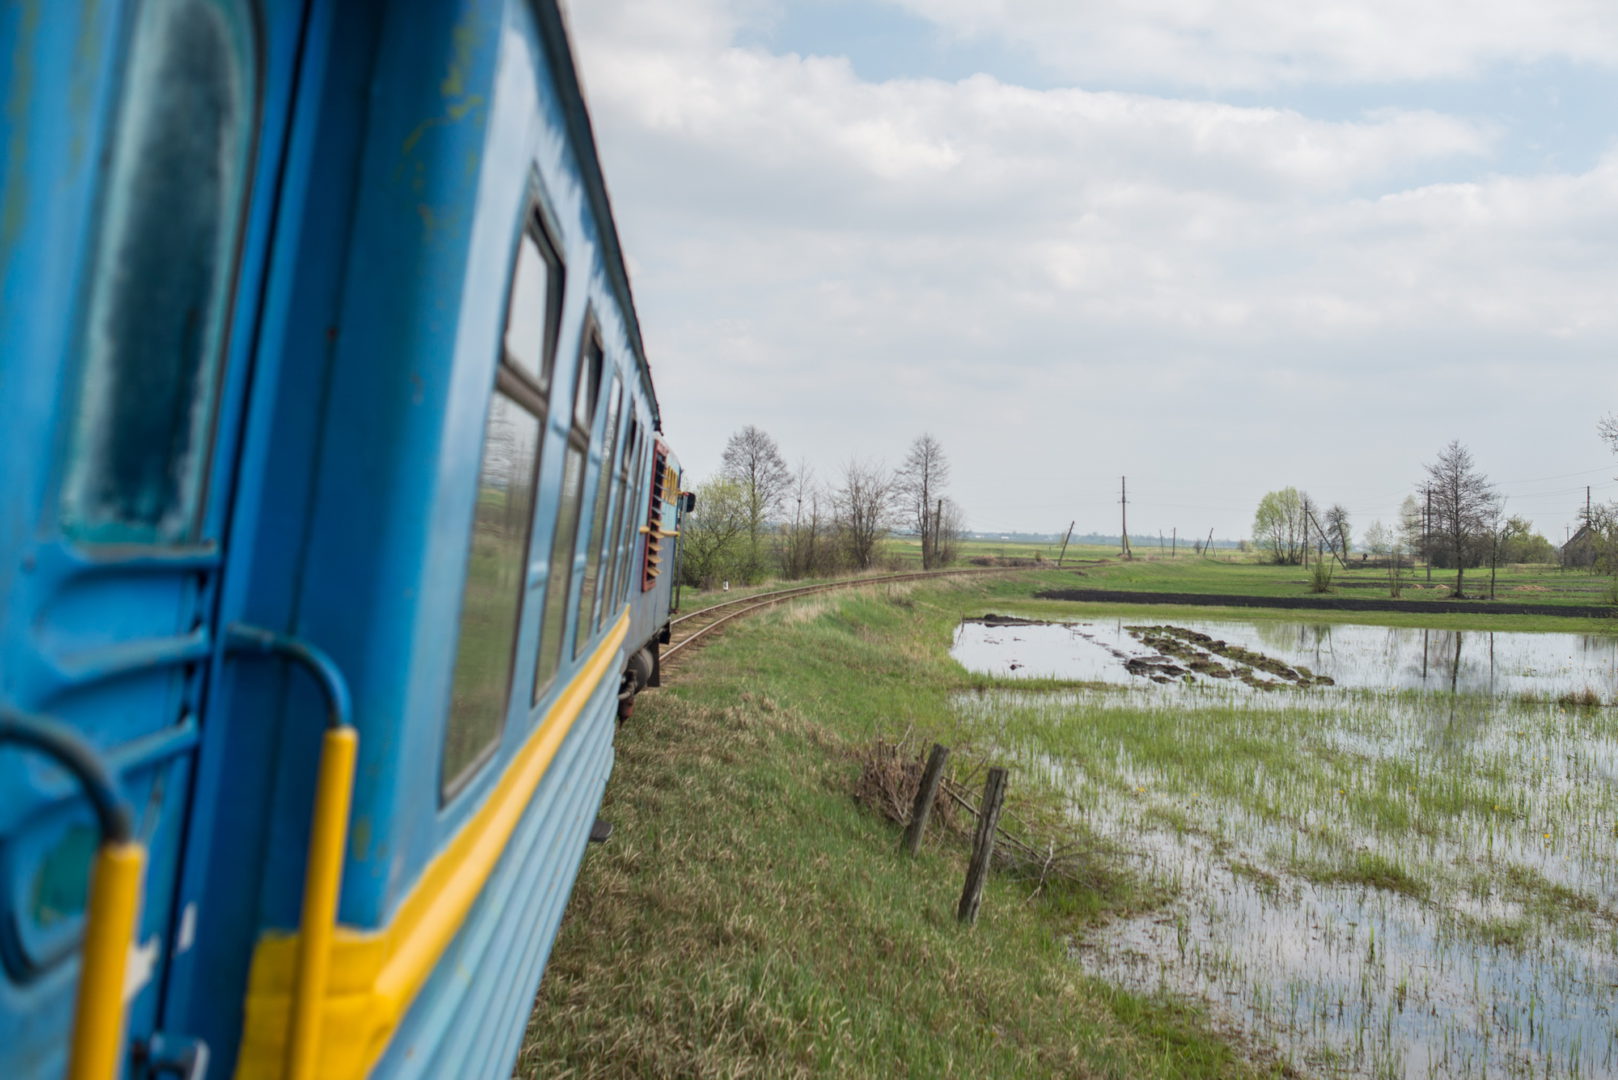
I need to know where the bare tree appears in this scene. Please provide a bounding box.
[720,425,791,580]
[835,459,895,571]
[896,434,952,569]
[1324,504,1352,564]
[1423,439,1499,598]
[776,461,838,580]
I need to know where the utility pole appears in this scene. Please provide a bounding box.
[1119,476,1131,560]
[1172,527,1177,558]
[1056,521,1074,567]
[932,498,943,569]
[1587,486,1592,523]
[1425,486,1432,583]
[1305,506,1348,569]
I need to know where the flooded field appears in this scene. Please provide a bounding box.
[953,616,1618,699]
[952,616,1618,1078]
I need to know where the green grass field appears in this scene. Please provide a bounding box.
[520,577,1290,1079]
[526,558,1618,1077]
[883,536,1615,610]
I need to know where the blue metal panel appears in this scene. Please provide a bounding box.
[1,0,317,1075]
[4,0,676,1073]
[283,0,519,930]
[372,678,617,1078]
[284,0,662,935]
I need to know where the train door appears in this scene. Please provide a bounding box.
[0,0,312,1075]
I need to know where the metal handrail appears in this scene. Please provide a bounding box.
[0,708,144,1080]
[225,624,356,1080]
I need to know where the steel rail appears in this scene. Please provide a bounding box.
[662,567,1035,661]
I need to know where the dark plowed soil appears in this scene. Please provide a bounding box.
[1034,588,1616,619]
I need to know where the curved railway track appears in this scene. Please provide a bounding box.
[661,566,1038,665]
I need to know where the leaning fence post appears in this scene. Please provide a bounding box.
[957,767,1008,925]
[901,744,950,855]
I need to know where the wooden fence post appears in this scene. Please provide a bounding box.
[901,744,950,855]
[957,767,1008,925]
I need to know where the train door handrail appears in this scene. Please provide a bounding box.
[0,708,144,1080]
[225,625,356,1080]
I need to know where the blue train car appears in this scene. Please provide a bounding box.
[0,1,685,1076]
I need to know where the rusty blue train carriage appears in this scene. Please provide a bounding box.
[0,1,687,1076]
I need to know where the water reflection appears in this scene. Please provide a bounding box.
[953,617,1618,701]
[953,683,1618,1079]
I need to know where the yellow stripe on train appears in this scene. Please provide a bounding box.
[234,612,630,1080]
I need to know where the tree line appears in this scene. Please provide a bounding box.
[1253,439,1565,599]
[679,427,965,588]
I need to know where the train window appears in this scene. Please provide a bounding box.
[572,334,602,430]
[502,220,563,388]
[578,377,623,651]
[442,203,563,795]
[534,323,604,698]
[619,432,648,604]
[600,409,638,623]
[442,393,540,793]
[599,429,623,613]
[58,0,257,545]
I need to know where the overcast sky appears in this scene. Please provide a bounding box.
[565,0,1618,543]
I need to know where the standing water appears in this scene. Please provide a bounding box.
[953,615,1618,1078]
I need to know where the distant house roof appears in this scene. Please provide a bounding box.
[1563,523,1596,552]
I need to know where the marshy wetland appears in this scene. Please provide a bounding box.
[955,614,1618,1077]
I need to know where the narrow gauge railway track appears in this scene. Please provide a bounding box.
[662,567,1035,665]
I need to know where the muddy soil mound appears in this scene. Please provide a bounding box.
[1035,588,1616,619]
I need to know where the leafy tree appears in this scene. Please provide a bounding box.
[1252,488,1307,564]
[720,425,790,581]
[1423,440,1499,598]
[1362,521,1390,557]
[1363,519,1405,596]
[896,433,952,569]
[1399,495,1424,566]
[680,477,751,589]
[934,498,965,566]
[1497,515,1555,564]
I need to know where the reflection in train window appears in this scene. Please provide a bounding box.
[535,323,604,698]
[502,222,563,389]
[442,200,561,797]
[598,399,636,629]
[578,377,622,653]
[443,394,540,794]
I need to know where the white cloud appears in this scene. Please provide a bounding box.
[889,0,1618,88]
[566,0,1618,537]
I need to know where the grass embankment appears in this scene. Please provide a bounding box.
[519,578,1285,1079]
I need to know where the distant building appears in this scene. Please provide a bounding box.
[1562,523,1598,568]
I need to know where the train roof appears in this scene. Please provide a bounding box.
[538,0,661,432]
